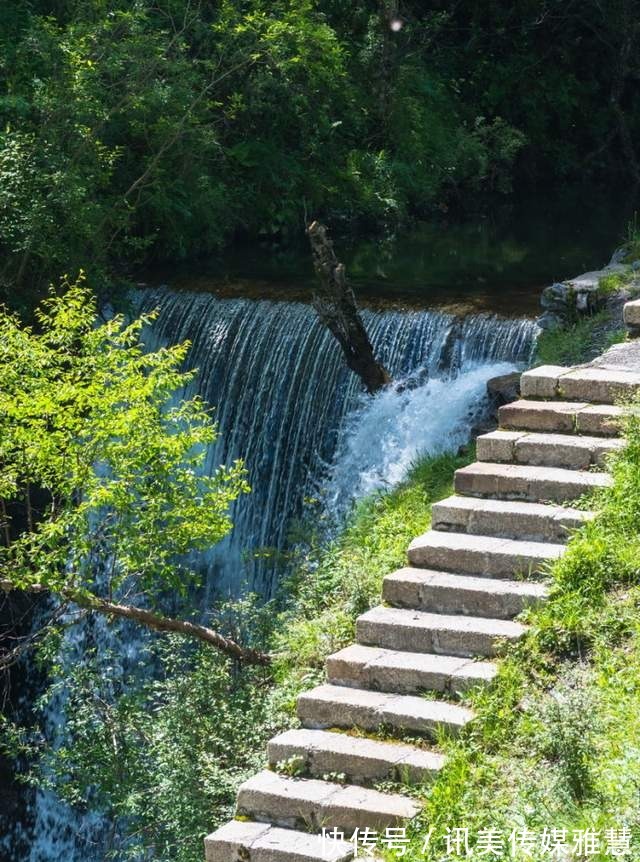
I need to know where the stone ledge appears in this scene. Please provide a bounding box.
[538,264,627,329]
[624,299,640,337]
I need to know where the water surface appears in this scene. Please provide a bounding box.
[143,188,634,316]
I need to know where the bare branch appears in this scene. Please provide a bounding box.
[0,580,271,667]
[0,602,80,673]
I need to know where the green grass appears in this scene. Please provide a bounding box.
[397,399,640,861]
[599,270,634,294]
[271,449,473,699]
[535,312,626,366]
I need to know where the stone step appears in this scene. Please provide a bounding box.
[477,429,623,470]
[236,770,420,834]
[267,728,444,785]
[431,495,592,542]
[205,820,354,862]
[499,399,624,437]
[407,530,564,578]
[383,568,547,619]
[521,364,640,403]
[297,683,473,737]
[326,644,496,695]
[454,461,612,503]
[356,605,525,658]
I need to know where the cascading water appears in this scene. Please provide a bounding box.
[10,288,538,862]
[136,288,537,599]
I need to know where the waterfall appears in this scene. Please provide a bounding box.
[137,288,538,600]
[8,288,537,862]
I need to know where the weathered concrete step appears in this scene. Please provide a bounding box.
[499,399,624,437]
[407,530,563,578]
[297,683,473,737]
[356,605,525,658]
[205,819,353,862]
[267,728,444,784]
[326,643,496,695]
[431,495,592,542]
[383,568,548,618]
[521,364,640,403]
[455,461,612,503]
[236,770,420,834]
[477,429,623,470]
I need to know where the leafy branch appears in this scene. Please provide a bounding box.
[0,278,270,666]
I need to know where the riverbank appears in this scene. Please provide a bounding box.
[206,328,640,862]
[399,340,640,860]
[532,242,640,367]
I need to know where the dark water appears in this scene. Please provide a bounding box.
[143,188,635,316]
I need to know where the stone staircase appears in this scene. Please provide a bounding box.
[205,358,640,862]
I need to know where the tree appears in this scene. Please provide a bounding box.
[307,220,391,394]
[0,278,269,667]
[0,0,535,303]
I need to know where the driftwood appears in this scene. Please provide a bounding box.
[307,221,391,394]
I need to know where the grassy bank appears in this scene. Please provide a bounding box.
[535,311,626,367]
[534,223,640,368]
[397,399,640,860]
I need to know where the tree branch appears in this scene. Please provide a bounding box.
[0,580,271,667]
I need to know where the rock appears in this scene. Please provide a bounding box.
[540,282,570,311]
[589,338,640,370]
[486,371,520,407]
[624,299,640,338]
[431,494,592,543]
[609,247,628,266]
[407,530,563,579]
[539,264,627,323]
[454,461,612,503]
[537,311,563,331]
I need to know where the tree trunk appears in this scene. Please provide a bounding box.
[307,221,391,394]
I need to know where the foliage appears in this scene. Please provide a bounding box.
[2,448,470,860]
[622,214,640,263]
[28,637,280,862]
[598,270,634,294]
[4,0,639,298]
[0,279,248,609]
[535,312,626,367]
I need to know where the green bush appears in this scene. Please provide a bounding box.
[8,0,634,298]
